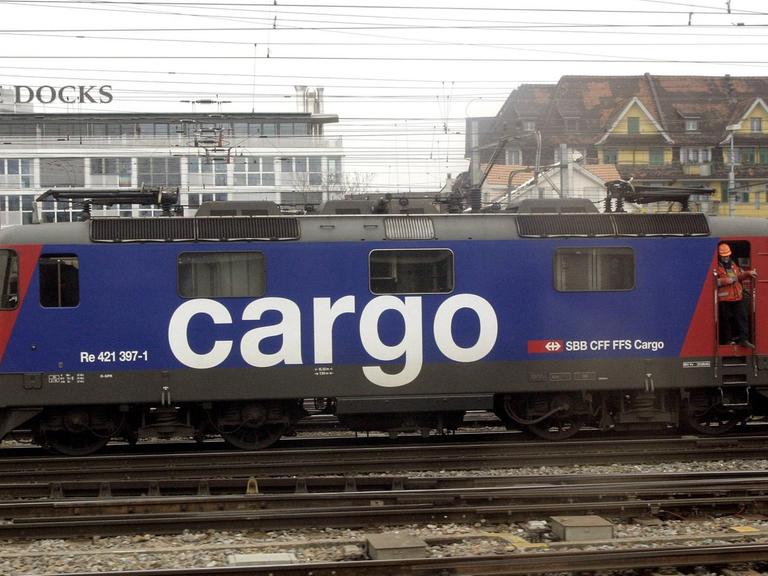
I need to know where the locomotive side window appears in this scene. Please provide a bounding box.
[178,252,265,298]
[39,255,80,307]
[370,249,453,294]
[555,247,634,292]
[0,250,18,310]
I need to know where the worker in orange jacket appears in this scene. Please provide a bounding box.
[716,242,757,349]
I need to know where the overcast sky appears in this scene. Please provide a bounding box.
[2,0,768,193]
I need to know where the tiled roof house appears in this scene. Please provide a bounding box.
[469,74,768,215]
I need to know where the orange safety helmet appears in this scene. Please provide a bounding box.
[718,243,732,257]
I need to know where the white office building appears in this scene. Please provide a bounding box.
[0,87,343,225]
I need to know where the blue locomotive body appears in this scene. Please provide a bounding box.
[0,210,766,452]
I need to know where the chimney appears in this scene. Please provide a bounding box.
[295,85,307,112]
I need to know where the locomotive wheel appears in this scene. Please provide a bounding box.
[221,423,287,450]
[45,430,111,456]
[217,402,287,450]
[681,400,742,436]
[40,407,116,456]
[526,394,584,440]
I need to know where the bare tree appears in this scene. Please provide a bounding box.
[342,172,375,197]
[286,170,375,205]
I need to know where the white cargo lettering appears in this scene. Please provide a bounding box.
[241,297,303,367]
[360,296,423,388]
[313,296,355,364]
[168,299,233,369]
[433,294,498,362]
[168,293,499,387]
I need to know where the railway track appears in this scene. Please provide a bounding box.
[1,470,767,538]
[31,544,768,576]
[0,468,763,499]
[0,433,766,483]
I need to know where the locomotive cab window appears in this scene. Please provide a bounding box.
[0,250,18,310]
[370,249,453,294]
[178,252,266,298]
[555,247,634,292]
[39,255,80,307]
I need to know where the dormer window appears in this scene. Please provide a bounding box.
[522,120,536,132]
[505,148,521,164]
[565,118,579,132]
[685,118,699,132]
[751,117,763,133]
[627,117,640,134]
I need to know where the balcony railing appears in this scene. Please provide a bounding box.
[0,134,343,150]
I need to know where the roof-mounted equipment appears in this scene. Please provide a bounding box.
[36,186,180,220]
[604,179,715,213]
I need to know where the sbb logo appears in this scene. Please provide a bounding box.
[566,340,588,351]
[527,339,564,354]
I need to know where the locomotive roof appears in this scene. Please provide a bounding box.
[0,213,765,245]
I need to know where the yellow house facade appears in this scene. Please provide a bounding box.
[596,96,768,216]
[487,76,768,216]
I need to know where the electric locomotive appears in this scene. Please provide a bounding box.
[0,185,766,454]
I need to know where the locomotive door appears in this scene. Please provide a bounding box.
[715,240,762,355]
[749,240,768,353]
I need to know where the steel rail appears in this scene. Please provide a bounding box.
[0,434,766,482]
[2,474,768,538]
[0,468,766,499]
[39,543,768,576]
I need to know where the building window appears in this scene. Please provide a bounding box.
[760,148,768,165]
[565,118,579,132]
[751,117,763,133]
[262,123,276,136]
[739,191,751,203]
[627,117,640,134]
[681,147,711,164]
[40,158,85,188]
[327,156,342,186]
[280,156,323,187]
[137,157,181,187]
[555,247,635,292]
[505,148,522,165]
[233,157,275,186]
[522,120,536,132]
[742,147,756,166]
[187,192,228,210]
[42,123,87,138]
[649,148,664,165]
[178,252,266,298]
[685,118,699,132]
[0,123,36,138]
[0,159,32,188]
[90,157,132,187]
[39,254,79,308]
[0,250,18,309]
[39,197,78,223]
[0,194,35,224]
[187,157,227,187]
[602,149,618,164]
[369,249,454,294]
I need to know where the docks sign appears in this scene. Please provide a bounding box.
[1,85,113,104]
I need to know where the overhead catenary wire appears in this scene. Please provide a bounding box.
[0,0,765,193]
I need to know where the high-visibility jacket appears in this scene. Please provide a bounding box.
[716,260,747,301]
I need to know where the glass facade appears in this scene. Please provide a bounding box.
[0,114,340,223]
